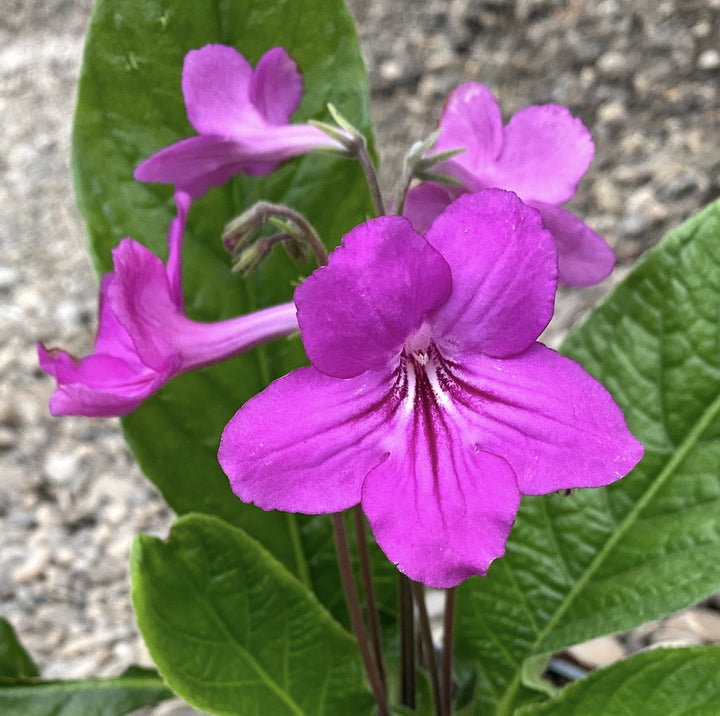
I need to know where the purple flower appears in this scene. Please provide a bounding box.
[39,192,299,417]
[404,83,616,287]
[134,45,345,199]
[219,190,643,588]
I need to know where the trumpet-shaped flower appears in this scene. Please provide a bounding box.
[134,45,344,199]
[405,83,616,286]
[39,192,299,417]
[219,190,643,588]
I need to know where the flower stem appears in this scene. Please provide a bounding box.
[353,506,386,688]
[412,581,441,716]
[442,587,456,716]
[332,513,389,716]
[399,573,415,709]
[357,144,386,216]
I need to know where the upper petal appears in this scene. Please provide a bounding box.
[361,358,520,588]
[106,238,183,372]
[249,47,303,125]
[403,181,458,234]
[427,190,558,358]
[182,44,255,136]
[219,366,395,513]
[435,82,503,181]
[166,191,191,310]
[533,203,616,286]
[296,216,452,378]
[493,104,594,204]
[448,343,644,495]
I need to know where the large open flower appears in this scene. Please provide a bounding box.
[219,190,643,587]
[404,83,616,286]
[134,45,344,199]
[39,192,298,417]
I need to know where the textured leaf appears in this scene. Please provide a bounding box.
[0,666,172,716]
[0,618,37,680]
[517,647,720,716]
[72,0,378,616]
[456,198,720,714]
[131,514,374,715]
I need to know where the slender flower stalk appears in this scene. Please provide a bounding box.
[399,574,416,709]
[442,588,456,716]
[412,581,441,716]
[332,515,389,716]
[352,506,386,689]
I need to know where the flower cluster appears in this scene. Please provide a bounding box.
[41,43,642,586]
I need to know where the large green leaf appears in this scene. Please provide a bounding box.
[456,198,720,714]
[72,0,377,607]
[0,618,37,680]
[131,513,375,715]
[0,666,172,716]
[517,647,720,716]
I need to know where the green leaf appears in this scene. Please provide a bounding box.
[517,647,720,716]
[0,618,38,680]
[0,666,172,716]
[456,197,720,714]
[131,513,375,715]
[72,0,376,613]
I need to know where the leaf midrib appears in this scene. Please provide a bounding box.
[495,386,720,715]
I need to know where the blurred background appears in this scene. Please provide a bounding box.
[1,1,719,713]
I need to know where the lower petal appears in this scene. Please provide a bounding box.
[361,398,520,588]
[219,366,396,513]
[451,344,644,495]
[534,203,616,286]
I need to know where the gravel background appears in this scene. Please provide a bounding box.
[2,1,719,714]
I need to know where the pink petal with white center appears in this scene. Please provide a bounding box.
[533,202,616,286]
[296,216,452,379]
[361,358,519,587]
[427,190,557,358]
[182,44,254,136]
[449,343,644,495]
[435,82,503,180]
[494,104,594,205]
[219,366,396,513]
[250,47,303,125]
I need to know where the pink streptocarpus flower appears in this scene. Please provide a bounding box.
[38,192,299,417]
[404,82,616,286]
[134,44,345,199]
[219,190,643,588]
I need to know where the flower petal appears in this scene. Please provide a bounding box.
[166,191,191,310]
[106,238,182,372]
[296,216,452,378]
[427,190,557,358]
[435,82,503,180]
[219,366,395,513]
[494,104,594,205]
[449,343,644,495]
[533,203,616,286]
[133,135,275,199]
[403,182,458,233]
[182,44,254,136]
[250,47,303,126]
[38,345,165,417]
[361,374,519,587]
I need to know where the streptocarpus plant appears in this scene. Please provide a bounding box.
[9,1,720,715]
